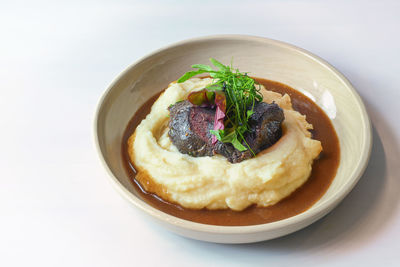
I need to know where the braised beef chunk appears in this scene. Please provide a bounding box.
[213,103,284,163]
[168,100,284,163]
[168,101,214,157]
[189,106,215,143]
[245,102,284,153]
[213,142,252,163]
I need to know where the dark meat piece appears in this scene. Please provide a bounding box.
[168,101,214,157]
[168,100,284,163]
[246,102,285,153]
[213,142,252,163]
[213,102,284,163]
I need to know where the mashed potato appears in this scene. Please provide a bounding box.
[128,78,322,211]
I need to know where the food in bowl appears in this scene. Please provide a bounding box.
[122,59,340,225]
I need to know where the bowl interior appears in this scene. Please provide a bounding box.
[96,36,370,226]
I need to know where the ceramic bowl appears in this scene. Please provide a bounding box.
[94,35,372,243]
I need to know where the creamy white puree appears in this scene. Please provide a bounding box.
[129,78,322,211]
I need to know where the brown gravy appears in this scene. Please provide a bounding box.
[121,78,340,226]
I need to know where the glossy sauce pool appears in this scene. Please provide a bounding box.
[121,78,340,226]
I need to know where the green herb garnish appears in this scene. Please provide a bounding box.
[178,58,263,153]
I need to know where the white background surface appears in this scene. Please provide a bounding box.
[1,0,399,266]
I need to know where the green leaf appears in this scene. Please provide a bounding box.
[237,125,247,135]
[177,70,208,83]
[210,129,224,141]
[191,64,213,72]
[205,84,223,91]
[213,129,247,151]
[246,110,254,119]
[210,58,229,72]
[219,129,235,142]
[231,137,248,151]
